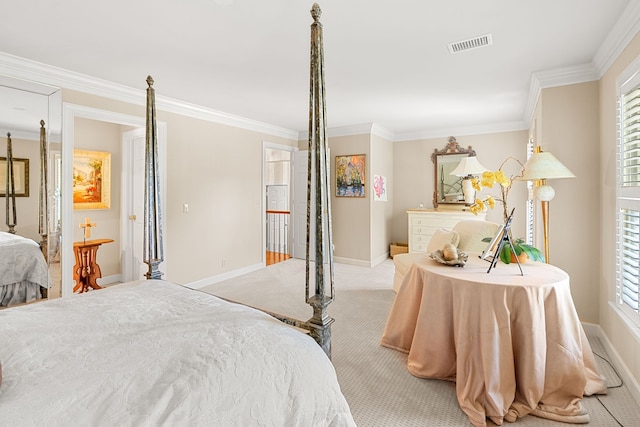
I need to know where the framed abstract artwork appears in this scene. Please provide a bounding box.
[73,149,111,210]
[373,175,387,201]
[336,154,365,197]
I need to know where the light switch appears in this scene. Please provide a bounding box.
[183,203,189,213]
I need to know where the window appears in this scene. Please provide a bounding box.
[525,138,535,246]
[616,64,640,325]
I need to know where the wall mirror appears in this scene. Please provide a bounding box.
[0,75,62,300]
[431,136,476,208]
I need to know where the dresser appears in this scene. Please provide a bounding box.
[407,209,485,253]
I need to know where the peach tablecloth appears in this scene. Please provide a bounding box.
[380,254,607,426]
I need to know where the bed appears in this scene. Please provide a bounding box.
[0,231,49,307]
[0,3,352,424]
[1,119,50,307]
[0,279,353,425]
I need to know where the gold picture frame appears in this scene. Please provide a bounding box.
[73,149,111,210]
[0,157,29,197]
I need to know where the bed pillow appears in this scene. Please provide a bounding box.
[427,228,460,253]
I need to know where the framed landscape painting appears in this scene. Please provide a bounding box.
[73,149,111,210]
[336,154,365,197]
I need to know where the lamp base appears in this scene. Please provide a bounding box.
[535,185,555,202]
[461,178,475,204]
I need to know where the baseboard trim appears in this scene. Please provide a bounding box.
[582,322,640,406]
[333,254,391,268]
[184,263,264,289]
[333,256,371,267]
[97,274,122,286]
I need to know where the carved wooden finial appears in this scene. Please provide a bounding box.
[6,132,10,138]
[311,3,321,21]
[146,75,154,87]
[40,119,45,128]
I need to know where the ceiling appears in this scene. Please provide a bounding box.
[0,0,636,140]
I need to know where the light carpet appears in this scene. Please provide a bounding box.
[201,258,640,427]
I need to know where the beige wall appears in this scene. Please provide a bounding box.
[0,135,40,241]
[329,134,371,264]
[370,133,394,263]
[62,90,297,285]
[391,131,529,245]
[534,82,600,322]
[599,32,640,389]
[162,112,294,282]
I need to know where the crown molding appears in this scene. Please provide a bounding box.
[0,52,299,141]
[393,120,528,142]
[593,0,640,77]
[524,1,640,129]
[370,123,395,141]
[523,63,599,128]
[0,127,39,141]
[532,63,600,89]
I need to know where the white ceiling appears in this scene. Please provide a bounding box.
[0,0,636,140]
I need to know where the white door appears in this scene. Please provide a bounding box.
[121,128,146,282]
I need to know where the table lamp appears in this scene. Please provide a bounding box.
[450,155,488,204]
[519,151,575,263]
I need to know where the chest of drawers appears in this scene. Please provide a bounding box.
[407,209,485,253]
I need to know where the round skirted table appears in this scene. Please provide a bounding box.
[381,253,607,427]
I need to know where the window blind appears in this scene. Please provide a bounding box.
[618,209,639,312]
[622,88,640,187]
[525,139,535,246]
[617,75,640,324]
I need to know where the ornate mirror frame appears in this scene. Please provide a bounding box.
[431,137,476,208]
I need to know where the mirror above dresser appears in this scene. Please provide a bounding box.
[431,136,477,208]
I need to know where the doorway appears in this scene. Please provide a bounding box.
[263,143,294,266]
[61,105,167,297]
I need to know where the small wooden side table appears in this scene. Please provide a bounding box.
[73,239,114,293]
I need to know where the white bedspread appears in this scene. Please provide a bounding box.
[0,280,355,427]
[0,232,49,288]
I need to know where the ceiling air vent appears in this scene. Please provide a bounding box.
[447,33,493,54]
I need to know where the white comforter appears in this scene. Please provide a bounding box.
[0,232,49,288]
[0,280,355,427]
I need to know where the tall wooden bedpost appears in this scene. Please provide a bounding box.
[39,120,48,258]
[5,132,17,234]
[306,3,335,358]
[144,76,164,280]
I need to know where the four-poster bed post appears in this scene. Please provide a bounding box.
[5,132,17,234]
[144,75,164,280]
[39,120,48,257]
[305,2,335,357]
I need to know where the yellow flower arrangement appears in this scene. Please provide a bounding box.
[468,156,545,263]
[468,157,523,224]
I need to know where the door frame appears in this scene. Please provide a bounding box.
[121,127,146,282]
[61,104,167,297]
[262,141,296,266]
